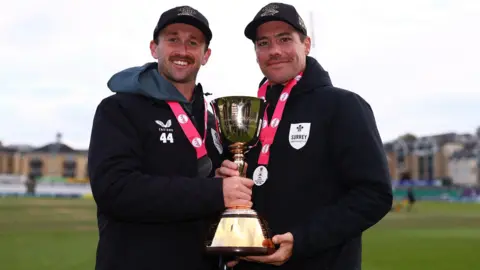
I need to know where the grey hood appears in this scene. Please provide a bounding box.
[107,62,188,103]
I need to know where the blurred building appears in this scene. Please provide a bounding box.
[0,143,16,175]
[0,133,89,184]
[384,129,480,186]
[448,141,479,187]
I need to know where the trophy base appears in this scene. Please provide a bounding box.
[206,208,276,257]
[206,246,275,256]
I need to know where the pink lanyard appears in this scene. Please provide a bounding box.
[166,100,208,159]
[256,73,303,165]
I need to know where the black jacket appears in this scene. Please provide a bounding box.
[88,63,226,270]
[237,57,392,270]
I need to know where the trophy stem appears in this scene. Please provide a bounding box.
[229,143,247,177]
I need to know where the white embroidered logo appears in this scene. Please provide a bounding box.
[192,137,202,148]
[177,114,189,124]
[177,6,196,17]
[289,123,311,149]
[155,120,174,143]
[298,15,306,30]
[270,118,280,128]
[155,120,171,128]
[260,4,279,17]
[262,144,270,153]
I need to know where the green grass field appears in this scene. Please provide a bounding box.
[1,198,479,270]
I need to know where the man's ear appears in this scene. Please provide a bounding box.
[150,40,159,59]
[201,48,212,65]
[303,36,311,55]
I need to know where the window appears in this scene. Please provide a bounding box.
[394,139,408,172]
[414,137,437,180]
[418,156,425,179]
[62,160,77,178]
[427,155,434,180]
[6,156,14,174]
[29,158,43,178]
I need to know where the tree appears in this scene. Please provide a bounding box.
[399,133,417,142]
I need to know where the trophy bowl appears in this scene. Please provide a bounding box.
[206,96,275,257]
[210,96,266,175]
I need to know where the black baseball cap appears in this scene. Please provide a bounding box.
[153,6,212,45]
[244,3,307,41]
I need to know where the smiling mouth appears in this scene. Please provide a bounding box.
[172,60,189,66]
[267,61,289,66]
[169,57,194,68]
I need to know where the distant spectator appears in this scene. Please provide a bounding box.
[406,187,416,212]
[25,174,36,196]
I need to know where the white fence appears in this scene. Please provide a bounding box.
[0,183,92,197]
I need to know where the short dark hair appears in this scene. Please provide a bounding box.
[298,32,307,42]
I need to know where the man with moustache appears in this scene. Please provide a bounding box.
[88,6,254,270]
[217,3,392,269]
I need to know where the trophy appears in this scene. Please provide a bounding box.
[206,96,275,262]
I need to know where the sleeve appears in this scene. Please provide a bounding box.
[290,91,393,259]
[88,98,225,223]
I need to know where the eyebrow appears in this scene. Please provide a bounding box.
[256,32,292,41]
[163,31,199,40]
[163,31,178,36]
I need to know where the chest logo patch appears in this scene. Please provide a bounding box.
[289,123,311,150]
[155,120,174,143]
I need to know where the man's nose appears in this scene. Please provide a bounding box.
[268,43,282,57]
[172,40,189,53]
[177,42,188,54]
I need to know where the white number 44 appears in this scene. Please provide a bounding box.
[160,133,174,143]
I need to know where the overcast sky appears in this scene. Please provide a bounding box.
[1,0,479,149]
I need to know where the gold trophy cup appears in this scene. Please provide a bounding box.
[206,96,275,258]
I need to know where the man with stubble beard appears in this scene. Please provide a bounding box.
[217,3,392,269]
[88,5,254,270]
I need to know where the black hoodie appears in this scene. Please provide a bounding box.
[88,63,226,270]
[237,57,393,270]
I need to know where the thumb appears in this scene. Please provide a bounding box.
[272,233,291,244]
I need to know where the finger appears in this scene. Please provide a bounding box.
[226,260,239,267]
[273,233,293,244]
[232,200,253,208]
[245,254,276,264]
[218,167,239,177]
[222,167,240,176]
[245,248,285,264]
[240,178,255,188]
[233,191,251,201]
[222,160,238,170]
[237,183,253,196]
[215,168,228,178]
